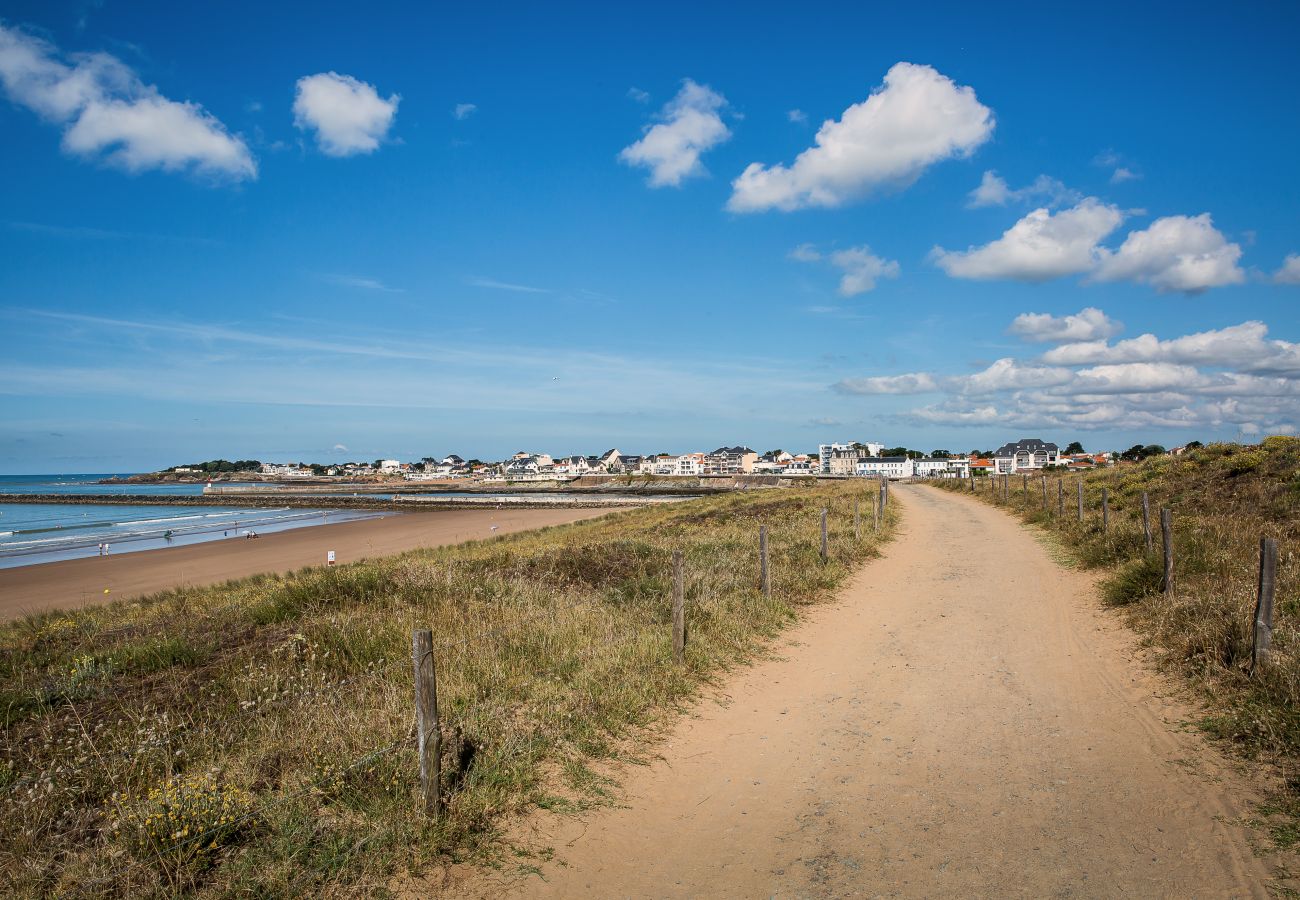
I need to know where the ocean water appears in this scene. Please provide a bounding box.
[0,475,383,568]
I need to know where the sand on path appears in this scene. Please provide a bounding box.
[0,507,621,621]
[446,482,1274,898]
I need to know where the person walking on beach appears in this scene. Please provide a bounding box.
[97,542,105,557]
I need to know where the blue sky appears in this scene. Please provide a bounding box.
[2,1,1298,472]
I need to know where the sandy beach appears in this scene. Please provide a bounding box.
[0,507,622,621]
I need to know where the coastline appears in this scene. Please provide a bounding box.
[0,506,625,621]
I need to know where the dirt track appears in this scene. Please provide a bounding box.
[450,483,1276,898]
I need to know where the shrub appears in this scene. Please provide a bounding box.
[119,774,257,865]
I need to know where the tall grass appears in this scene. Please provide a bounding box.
[934,437,1300,841]
[0,481,894,896]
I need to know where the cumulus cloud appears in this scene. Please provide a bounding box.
[790,244,900,296]
[1092,213,1244,293]
[966,170,1080,209]
[0,23,254,180]
[834,373,939,395]
[619,79,730,188]
[452,102,476,120]
[931,199,1123,281]
[832,309,1300,435]
[1272,253,1300,285]
[1008,307,1123,343]
[293,72,399,157]
[727,62,993,212]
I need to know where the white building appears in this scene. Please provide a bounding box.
[819,441,885,474]
[993,439,1060,474]
[855,456,913,479]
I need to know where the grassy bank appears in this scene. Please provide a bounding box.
[0,481,894,896]
[933,438,1299,841]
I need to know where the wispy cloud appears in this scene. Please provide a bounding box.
[465,277,552,294]
[452,102,477,120]
[7,220,221,245]
[320,273,405,292]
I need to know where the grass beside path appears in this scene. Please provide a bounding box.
[933,438,1300,849]
[0,481,896,897]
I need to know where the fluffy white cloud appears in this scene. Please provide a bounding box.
[0,24,254,179]
[829,247,899,296]
[788,243,821,262]
[1041,321,1300,375]
[1110,166,1139,183]
[931,199,1123,281]
[1273,254,1300,285]
[727,62,993,212]
[966,170,1079,209]
[1092,214,1244,293]
[834,373,939,395]
[452,102,476,120]
[293,72,399,157]
[1008,307,1123,343]
[619,79,730,188]
[833,309,1300,435]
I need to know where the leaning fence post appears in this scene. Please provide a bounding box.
[820,508,829,562]
[1251,537,1278,674]
[672,550,686,664]
[1101,487,1109,534]
[759,525,770,597]
[412,629,443,819]
[1077,480,1084,523]
[1141,492,1153,552]
[1160,508,1174,599]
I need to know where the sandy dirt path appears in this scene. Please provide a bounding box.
[0,507,622,621]
[451,483,1273,898]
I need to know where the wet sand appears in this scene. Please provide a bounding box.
[0,507,623,621]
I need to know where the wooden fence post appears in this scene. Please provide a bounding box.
[1160,508,1174,599]
[1141,492,1153,552]
[1251,537,1279,674]
[1022,474,1028,505]
[672,550,686,664]
[1040,476,1048,511]
[412,629,443,819]
[759,525,770,597]
[854,499,861,541]
[1101,487,1109,534]
[873,493,881,531]
[820,508,829,562]
[1077,480,1084,523]
[1057,479,1064,517]
[970,473,975,492]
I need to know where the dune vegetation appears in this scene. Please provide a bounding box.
[934,438,1300,844]
[0,481,894,897]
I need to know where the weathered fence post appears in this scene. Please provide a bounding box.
[854,499,861,541]
[1040,476,1048,511]
[1160,508,1174,599]
[412,629,443,819]
[873,493,881,531]
[1101,487,1109,534]
[970,473,975,492]
[759,525,770,597]
[1077,480,1084,523]
[820,508,829,562]
[1022,474,1028,505]
[672,550,686,664]
[1141,492,1153,552]
[1251,537,1278,674]
[1057,479,1064,517]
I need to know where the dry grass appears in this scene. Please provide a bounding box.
[935,437,1300,846]
[0,481,895,896]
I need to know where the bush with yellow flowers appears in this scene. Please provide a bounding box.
[118,774,256,863]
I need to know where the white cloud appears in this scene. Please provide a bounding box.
[322,273,403,293]
[293,72,399,157]
[466,277,552,294]
[834,373,939,395]
[931,199,1123,281]
[1110,166,1139,183]
[828,246,900,296]
[1092,213,1244,293]
[966,170,1080,209]
[619,79,730,188]
[1041,321,1300,375]
[1071,362,1203,394]
[1008,307,1123,343]
[626,87,650,103]
[728,62,993,212]
[452,102,476,120]
[788,243,821,262]
[0,23,254,180]
[332,443,348,452]
[958,358,1074,394]
[1273,253,1300,285]
[787,108,807,124]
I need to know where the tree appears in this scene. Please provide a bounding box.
[930,449,951,459]
[1064,441,1084,454]
[1186,440,1203,451]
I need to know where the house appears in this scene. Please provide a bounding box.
[705,446,757,474]
[992,439,1060,474]
[552,455,590,477]
[441,454,465,468]
[260,463,311,477]
[651,453,704,476]
[913,457,971,478]
[819,441,885,474]
[597,449,622,471]
[784,458,816,475]
[378,459,402,473]
[855,456,914,479]
[968,458,996,477]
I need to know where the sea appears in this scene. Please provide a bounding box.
[0,474,384,569]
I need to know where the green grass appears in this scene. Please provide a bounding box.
[936,437,1300,846]
[0,481,895,897]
